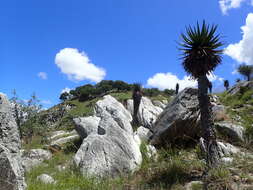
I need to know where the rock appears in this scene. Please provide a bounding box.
[227,81,253,96]
[134,126,152,143]
[73,116,101,139]
[21,149,52,172]
[215,122,245,143]
[50,134,80,150]
[212,104,228,121]
[221,157,233,164]
[185,181,203,190]
[36,174,55,184]
[74,95,142,178]
[152,100,166,109]
[150,88,200,146]
[126,97,163,127]
[217,141,240,157]
[146,145,157,160]
[96,95,133,134]
[0,93,26,190]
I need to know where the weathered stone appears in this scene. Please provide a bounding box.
[73,116,100,139]
[126,97,163,127]
[215,122,245,143]
[217,141,240,157]
[74,95,142,178]
[0,93,26,190]
[134,126,152,143]
[36,174,55,184]
[227,81,253,96]
[152,100,166,109]
[185,181,203,190]
[150,88,201,146]
[21,149,52,172]
[212,104,228,121]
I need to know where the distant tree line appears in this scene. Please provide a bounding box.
[59,80,175,102]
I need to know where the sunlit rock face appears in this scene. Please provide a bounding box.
[0,93,27,190]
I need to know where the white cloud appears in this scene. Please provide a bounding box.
[225,13,253,65]
[147,72,223,91]
[147,72,197,91]
[38,72,47,80]
[61,87,71,94]
[55,48,106,83]
[219,0,247,14]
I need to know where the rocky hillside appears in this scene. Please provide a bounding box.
[1,81,253,190]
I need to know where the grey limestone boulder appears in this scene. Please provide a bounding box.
[126,97,163,127]
[73,95,142,178]
[36,174,55,184]
[21,149,52,172]
[227,81,253,96]
[0,93,26,190]
[215,122,245,143]
[73,116,101,139]
[150,88,200,146]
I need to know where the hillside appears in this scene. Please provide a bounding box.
[1,81,253,190]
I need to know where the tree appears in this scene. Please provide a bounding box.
[179,21,223,168]
[238,64,253,81]
[132,83,142,126]
[224,80,229,91]
[59,92,70,101]
[175,83,179,94]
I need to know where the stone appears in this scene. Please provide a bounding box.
[0,93,26,190]
[73,116,100,139]
[146,145,157,160]
[152,100,166,109]
[227,81,253,96]
[74,95,142,178]
[150,88,201,146]
[134,126,152,143]
[36,174,55,184]
[21,149,52,172]
[217,141,240,157]
[215,122,245,143]
[212,104,228,121]
[126,97,163,127]
[50,134,80,150]
[221,157,233,164]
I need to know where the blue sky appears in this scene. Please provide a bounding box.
[1,0,253,108]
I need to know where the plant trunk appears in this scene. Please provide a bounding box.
[133,92,142,126]
[198,75,220,168]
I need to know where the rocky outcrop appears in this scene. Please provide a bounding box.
[150,88,200,146]
[126,97,163,127]
[49,130,80,151]
[227,81,253,96]
[134,126,152,143]
[0,93,26,190]
[73,116,100,139]
[215,122,245,143]
[74,95,142,178]
[21,149,52,172]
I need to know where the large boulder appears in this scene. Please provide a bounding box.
[73,116,101,139]
[227,81,253,96]
[215,122,245,143]
[21,149,52,172]
[74,95,142,178]
[126,97,163,127]
[150,88,200,146]
[0,93,26,190]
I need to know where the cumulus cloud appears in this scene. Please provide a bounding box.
[219,0,248,14]
[225,13,253,65]
[147,72,197,91]
[38,72,47,80]
[55,48,106,83]
[147,72,223,91]
[61,87,71,94]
